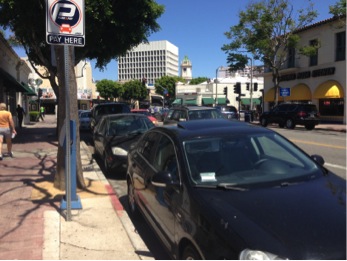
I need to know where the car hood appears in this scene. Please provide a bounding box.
[106,133,143,150]
[193,174,346,259]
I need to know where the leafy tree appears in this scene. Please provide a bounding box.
[122,80,148,104]
[189,77,209,85]
[329,0,346,16]
[222,0,317,105]
[155,75,186,98]
[0,0,164,190]
[96,79,124,100]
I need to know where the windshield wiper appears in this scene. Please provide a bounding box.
[216,183,248,191]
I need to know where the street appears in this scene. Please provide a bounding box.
[80,124,346,259]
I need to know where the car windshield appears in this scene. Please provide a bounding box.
[188,109,223,120]
[107,116,154,136]
[183,133,322,188]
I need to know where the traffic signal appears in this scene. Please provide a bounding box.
[38,88,43,98]
[223,87,228,95]
[246,83,250,91]
[254,82,258,91]
[233,82,241,94]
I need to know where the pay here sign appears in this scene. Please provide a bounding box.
[46,0,85,47]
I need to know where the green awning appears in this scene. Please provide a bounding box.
[21,83,37,96]
[241,98,261,105]
[183,99,197,105]
[202,97,214,105]
[172,98,182,105]
[216,97,227,105]
[0,67,28,93]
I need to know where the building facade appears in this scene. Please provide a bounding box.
[24,59,96,114]
[263,16,346,124]
[118,40,179,85]
[0,34,35,126]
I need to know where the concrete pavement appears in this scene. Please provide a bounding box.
[0,114,153,260]
[0,114,345,260]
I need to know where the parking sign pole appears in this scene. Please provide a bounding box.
[64,45,72,221]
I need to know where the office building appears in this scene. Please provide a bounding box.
[118,40,179,85]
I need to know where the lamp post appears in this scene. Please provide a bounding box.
[249,57,253,111]
[215,66,222,106]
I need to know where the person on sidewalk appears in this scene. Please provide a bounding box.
[0,103,16,160]
[16,104,26,128]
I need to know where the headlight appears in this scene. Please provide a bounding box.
[239,249,285,260]
[111,147,128,156]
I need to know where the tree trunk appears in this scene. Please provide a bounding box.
[53,45,86,191]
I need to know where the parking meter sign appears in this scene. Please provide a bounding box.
[46,0,85,47]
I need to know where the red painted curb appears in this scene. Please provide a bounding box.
[105,184,124,215]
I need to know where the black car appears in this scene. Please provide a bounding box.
[163,105,224,125]
[259,103,320,130]
[126,119,346,259]
[215,105,239,119]
[93,113,154,175]
[90,102,131,131]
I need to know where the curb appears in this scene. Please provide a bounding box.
[81,141,154,260]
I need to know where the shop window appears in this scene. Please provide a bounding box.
[319,98,344,116]
[336,31,346,61]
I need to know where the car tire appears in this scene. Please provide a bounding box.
[260,118,268,127]
[305,124,315,130]
[285,119,295,129]
[182,244,202,260]
[127,180,139,218]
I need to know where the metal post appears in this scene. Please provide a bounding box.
[64,45,72,221]
[249,57,253,111]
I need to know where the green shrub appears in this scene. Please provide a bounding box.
[29,111,39,121]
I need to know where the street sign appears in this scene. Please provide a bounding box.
[46,0,85,47]
[280,87,290,97]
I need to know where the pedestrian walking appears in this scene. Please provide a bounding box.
[16,104,26,128]
[40,106,45,117]
[0,103,16,160]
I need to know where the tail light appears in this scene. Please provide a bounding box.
[297,111,307,117]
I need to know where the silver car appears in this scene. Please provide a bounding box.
[78,110,91,130]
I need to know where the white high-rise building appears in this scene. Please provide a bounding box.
[118,40,179,85]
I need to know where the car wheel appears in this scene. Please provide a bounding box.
[127,180,139,218]
[285,119,295,129]
[182,244,201,260]
[305,124,315,130]
[260,118,268,127]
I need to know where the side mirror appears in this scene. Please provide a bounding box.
[311,154,325,166]
[152,171,178,188]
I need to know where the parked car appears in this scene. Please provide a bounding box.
[78,110,91,131]
[93,113,154,175]
[90,102,131,131]
[259,103,320,130]
[126,119,346,260]
[131,109,158,125]
[163,105,224,125]
[215,105,239,119]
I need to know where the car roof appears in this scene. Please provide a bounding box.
[172,106,218,111]
[99,113,147,119]
[157,119,269,140]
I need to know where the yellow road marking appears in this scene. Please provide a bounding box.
[290,139,346,150]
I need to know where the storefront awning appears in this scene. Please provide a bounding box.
[241,98,261,105]
[202,97,214,105]
[314,81,344,98]
[216,97,227,105]
[183,99,197,105]
[0,67,28,93]
[21,83,37,96]
[172,98,182,105]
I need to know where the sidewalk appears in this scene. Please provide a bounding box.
[0,115,153,260]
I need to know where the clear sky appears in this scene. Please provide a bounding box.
[12,0,340,81]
